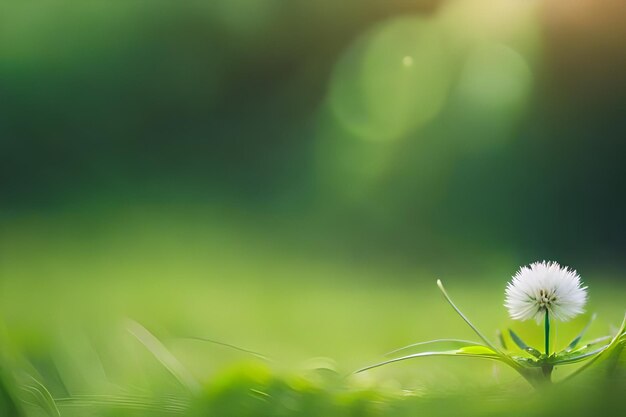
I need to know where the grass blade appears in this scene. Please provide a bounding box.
[20,376,60,417]
[576,335,611,350]
[434,280,538,387]
[126,320,200,394]
[176,336,270,361]
[436,280,502,355]
[384,339,483,358]
[55,394,190,414]
[508,329,542,358]
[549,346,610,365]
[561,312,626,383]
[356,348,503,374]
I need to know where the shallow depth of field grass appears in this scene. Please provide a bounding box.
[1,207,624,416]
[2,0,625,415]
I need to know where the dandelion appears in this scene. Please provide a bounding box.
[505,261,587,323]
[505,261,587,355]
[356,265,625,388]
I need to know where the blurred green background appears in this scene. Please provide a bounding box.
[1,0,625,415]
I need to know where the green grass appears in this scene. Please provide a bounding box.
[0,207,624,416]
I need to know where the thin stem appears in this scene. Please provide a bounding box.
[541,311,554,384]
[435,280,502,354]
[544,311,550,356]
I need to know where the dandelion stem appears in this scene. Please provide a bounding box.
[544,311,550,356]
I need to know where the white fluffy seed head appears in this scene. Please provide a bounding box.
[505,261,588,323]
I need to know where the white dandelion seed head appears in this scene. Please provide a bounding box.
[505,261,587,323]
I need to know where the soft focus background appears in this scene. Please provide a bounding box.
[1,0,625,415]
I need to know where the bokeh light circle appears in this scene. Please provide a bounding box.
[457,43,532,113]
[327,17,452,142]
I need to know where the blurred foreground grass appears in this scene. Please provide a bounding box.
[0,206,624,416]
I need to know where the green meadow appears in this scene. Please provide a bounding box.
[1,1,625,416]
[1,207,625,416]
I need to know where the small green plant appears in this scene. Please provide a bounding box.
[357,262,626,388]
